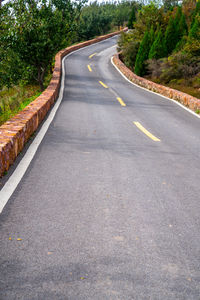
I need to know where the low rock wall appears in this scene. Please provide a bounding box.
[113,54,200,113]
[0,30,127,177]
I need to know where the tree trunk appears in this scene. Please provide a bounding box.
[37,66,46,91]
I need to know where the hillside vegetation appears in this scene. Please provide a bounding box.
[118,0,200,99]
[0,0,139,125]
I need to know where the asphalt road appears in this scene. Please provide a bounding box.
[0,36,200,300]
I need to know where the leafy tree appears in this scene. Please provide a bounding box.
[163,0,179,12]
[0,2,24,89]
[149,29,166,59]
[78,2,112,40]
[134,3,165,39]
[4,0,85,91]
[134,31,151,76]
[118,32,139,69]
[114,1,133,28]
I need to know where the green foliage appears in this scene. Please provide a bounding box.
[118,32,139,70]
[128,6,136,29]
[178,13,188,37]
[148,52,200,83]
[0,85,41,125]
[163,0,179,12]
[149,26,155,45]
[174,6,182,26]
[184,14,200,55]
[149,30,166,59]
[113,1,134,28]
[1,0,86,91]
[189,14,200,39]
[117,0,200,98]
[134,3,165,39]
[134,31,151,76]
[78,2,112,40]
[191,0,200,27]
[164,16,178,55]
[77,1,139,41]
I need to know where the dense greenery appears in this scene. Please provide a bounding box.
[118,0,200,98]
[0,0,87,91]
[2,0,199,124]
[0,0,137,93]
[0,0,137,124]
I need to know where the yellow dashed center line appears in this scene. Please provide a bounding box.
[133,122,161,142]
[117,97,126,107]
[89,53,97,59]
[99,81,108,89]
[88,65,92,72]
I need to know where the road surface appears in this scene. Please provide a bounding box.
[0,36,200,299]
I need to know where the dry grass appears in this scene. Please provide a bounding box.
[165,83,200,99]
[145,76,200,99]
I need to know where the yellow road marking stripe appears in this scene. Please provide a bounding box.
[89,53,97,59]
[133,122,160,141]
[99,81,108,89]
[88,65,92,72]
[117,97,126,107]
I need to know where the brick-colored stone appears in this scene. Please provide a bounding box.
[0,29,128,177]
[113,53,200,113]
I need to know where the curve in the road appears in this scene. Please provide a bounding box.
[0,36,200,300]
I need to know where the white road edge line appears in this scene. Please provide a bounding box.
[0,36,117,214]
[111,56,200,120]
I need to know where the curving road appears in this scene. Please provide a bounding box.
[0,36,200,299]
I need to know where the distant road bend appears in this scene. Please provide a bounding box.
[0,36,200,299]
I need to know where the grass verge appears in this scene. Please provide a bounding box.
[0,72,52,126]
[0,85,41,126]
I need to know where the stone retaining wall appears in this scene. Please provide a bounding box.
[113,53,200,113]
[0,30,127,177]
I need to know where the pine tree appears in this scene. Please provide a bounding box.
[149,26,155,45]
[174,6,182,26]
[164,16,178,55]
[134,31,151,76]
[184,15,200,55]
[128,6,136,29]
[149,30,166,59]
[189,14,200,40]
[178,13,188,37]
[191,0,200,28]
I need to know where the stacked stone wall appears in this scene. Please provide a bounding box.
[113,54,200,113]
[0,29,127,177]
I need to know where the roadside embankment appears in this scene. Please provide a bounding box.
[113,53,200,113]
[0,29,127,177]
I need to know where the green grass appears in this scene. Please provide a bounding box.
[0,71,52,126]
[0,85,41,126]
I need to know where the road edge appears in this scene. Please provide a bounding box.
[0,36,122,213]
[0,30,127,178]
[111,54,200,120]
